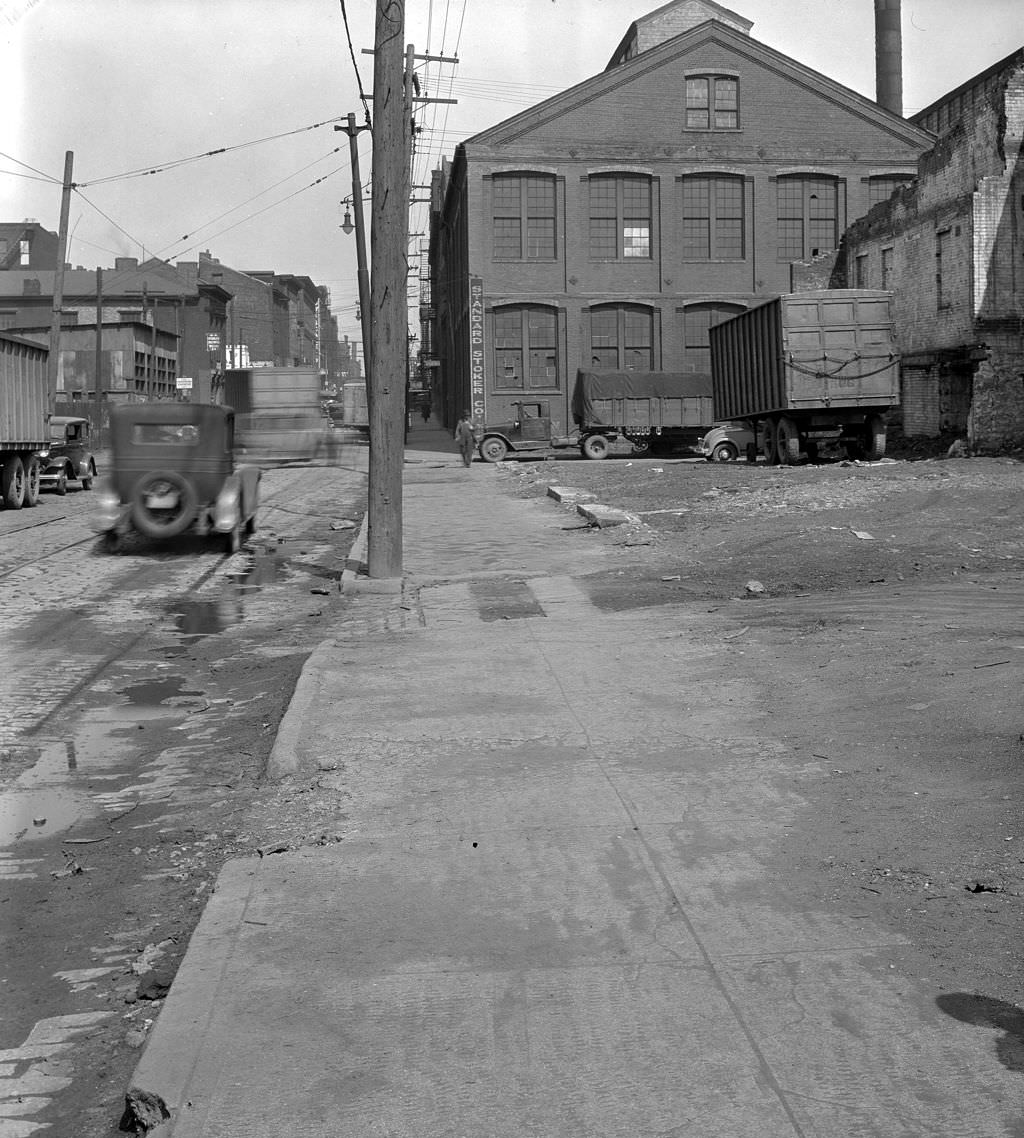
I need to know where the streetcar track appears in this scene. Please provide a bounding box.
[0,513,69,536]
[0,534,97,582]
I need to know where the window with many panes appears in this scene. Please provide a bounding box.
[777,175,839,261]
[492,174,557,261]
[682,175,744,260]
[936,229,950,309]
[855,254,869,288]
[881,246,893,289]
[589,305,654,371]
[493,306,559,389]
[685,76,739,129]
[588,175,652,260]
[867,174,913,208]
[683,303,745,374]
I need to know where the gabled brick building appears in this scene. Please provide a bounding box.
[836,48,1024,450]
[428,0,933,432]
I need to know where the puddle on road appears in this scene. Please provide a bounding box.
[0,740,101,844]
[118,676,203,707]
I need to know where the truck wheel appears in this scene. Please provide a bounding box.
[863,415,886,461]
[23,456,41,507]
[710,441,739,463]
[762,421,779,467]
[629,437,652,457]
[479,437,508,463]
[1,456,25,509]
[581,434,609,460]
[130,471,197,539]
[776,417,800,465]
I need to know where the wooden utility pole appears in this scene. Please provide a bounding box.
[94,267,103,434]
[367,0,408,578]
[48,150,74,412]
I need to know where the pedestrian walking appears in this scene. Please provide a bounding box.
[420,400,431,423]
[454,410,476,467]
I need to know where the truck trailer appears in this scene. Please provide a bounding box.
[222,366,326,463]
[0,332,49,508]
[708,290,900,465]
[477,370,714,462]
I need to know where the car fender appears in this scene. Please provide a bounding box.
[212,472,243,533]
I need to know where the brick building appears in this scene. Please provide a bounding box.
[0,221,58,271]
[427,0,933,433]
[836,48,1024,450]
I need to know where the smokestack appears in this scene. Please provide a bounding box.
[874,0,903,116]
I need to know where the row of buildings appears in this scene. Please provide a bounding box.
[0,233,360,409]
[423,0,1024,451]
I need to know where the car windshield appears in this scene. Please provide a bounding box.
[130,423,200,445]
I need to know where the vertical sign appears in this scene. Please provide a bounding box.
[469,277,485,422]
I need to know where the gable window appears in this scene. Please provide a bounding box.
[588,175,652,260]
[683,303,745,374]
[589,304,654,371]
[19,239,29,267]
[493,305,559,390]
[682,175,744,260]
[492,174,557,261]
[685,76,739,129]
[777,175,839,261]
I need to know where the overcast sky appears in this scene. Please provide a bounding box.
[1,0,1020,351]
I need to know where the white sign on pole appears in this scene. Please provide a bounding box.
[176,376,194,390]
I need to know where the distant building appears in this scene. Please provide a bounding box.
[0,221,58,271]
[427,0,932,432]
[837,48,1024,449]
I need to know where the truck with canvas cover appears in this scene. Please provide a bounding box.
[0,331,49,508]
[341,382,369,433]
[476,371,714,462]
[222,366,327,463]
[708,290,900,465]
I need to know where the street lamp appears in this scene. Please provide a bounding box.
[341,208,354,236]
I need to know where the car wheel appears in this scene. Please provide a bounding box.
[224,523,241,555]
[101,531,122,554]
[710,441,739,463]
[81,463,95,491]
[479,437,508,463]
[581,434,610,460]
[130,470,198,539]
[55,469,68,496]
[23,456,41,507]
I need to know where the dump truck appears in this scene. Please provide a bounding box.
[222,366,328,463]
[708,290,900,465]
[341,381,369,433]
[476,370,714,462]
[0,331,49,508]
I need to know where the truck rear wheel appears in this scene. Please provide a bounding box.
[776,417,801,465]
[581,434,610,460]
[23,456,41,507]
[2,456,25,509]
[762,421,779,467]
[863,415,886,461]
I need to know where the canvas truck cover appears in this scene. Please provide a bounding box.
[571,371,714,429]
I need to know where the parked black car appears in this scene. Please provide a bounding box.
[38,416,97,494]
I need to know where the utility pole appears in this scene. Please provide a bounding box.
[335,113,372,406]
[94,267,103,434]
[367,0,408,579]
[48,150,74,413]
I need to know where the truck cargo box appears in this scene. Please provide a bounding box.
[0,332,49,448]
[709,291,899,423]
[222,366,326,463]
[222,367,321,415]
[571,371,714,429]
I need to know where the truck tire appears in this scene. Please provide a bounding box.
[479,437,508,463]
[581,434,610,460]
[776,416,800,465]
[762,421,779,467]
[863,415,886,461]
[2,456,26,509]
[23,456,41,507]
[130,471,197,539]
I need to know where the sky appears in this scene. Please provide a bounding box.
[1,0,1021,355]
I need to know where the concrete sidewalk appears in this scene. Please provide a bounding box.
[127,419,1018,1136]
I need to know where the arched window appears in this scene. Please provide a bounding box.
[493,305,559,390]
[777,174,840,260]
[683,303,745,374]
[492,174,557,261]
[589,304,654,371]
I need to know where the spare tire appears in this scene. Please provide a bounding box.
[130,470,198,539]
